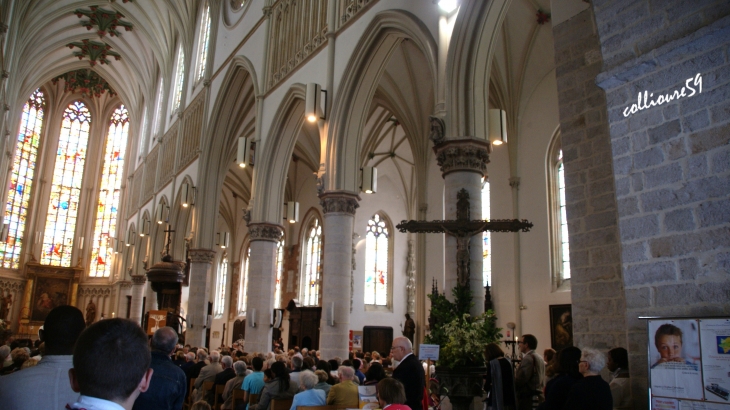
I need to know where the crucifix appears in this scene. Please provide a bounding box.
[162,224,175,257]
[396,189,533,287]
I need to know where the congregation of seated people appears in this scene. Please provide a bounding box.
[0,311,630,410]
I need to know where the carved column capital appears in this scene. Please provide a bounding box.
[509,177,521,188]
[319,191,360,215]
[189,249,217,264]
[248,223,284,243]
[432,138,491,178]
[130,274,146,285]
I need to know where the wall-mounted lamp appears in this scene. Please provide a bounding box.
[326,302,335,326]
[140,219,151,237]
[284,201,300,224]
[305,83,327,122]
[272,309,283,328]
[361,166,377,194]
[126,228,136,246]
[438,0,459,14]
[488,109,508,146]
[216,232,230,249]
[181,183,196,208]
[237,137,251,168]
[155,204,169,225]
[0,224,8,242]
[249,309,257,328]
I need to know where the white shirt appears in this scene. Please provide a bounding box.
[66,395,126,410]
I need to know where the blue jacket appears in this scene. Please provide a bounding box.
[133,351,188,410]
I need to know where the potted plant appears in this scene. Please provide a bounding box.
[426,283,502,410]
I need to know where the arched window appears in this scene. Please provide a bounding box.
[548,133,571,289]
[300,218,322,306]
[137,105,148,158]
[364,213,390,308]
[1,89,45,269]
[274,238,285,308]
[90,105,129,277]
[238,245,250,315]
[171,45,185,111]
[195,2,211,82]
[152,79,164,139]
[482,181,491,287]
[215,255,228,317]
[41,101,91,267]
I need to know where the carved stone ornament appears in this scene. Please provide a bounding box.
[248,223,284,243]
[188,249,217,264]
[432,138,491,177]
[428,115,446,145]
[130,274,146,285]
[319,192,360,215]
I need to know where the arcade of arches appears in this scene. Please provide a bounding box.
[0,1,728,409]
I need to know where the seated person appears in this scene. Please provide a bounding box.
[326,366,359,408]
[250,361,298,410]
[377,378,410,410]
[313,370,331,396]
[290,370,326,410]
[651,324,695,368]
[66,318,154,410]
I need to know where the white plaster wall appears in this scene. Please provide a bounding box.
[516,69,571,350]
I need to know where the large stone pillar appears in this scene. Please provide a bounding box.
[433,138,490,316]
[245,223,283,353]
[129,274,146,325]
[186,249,217,347]
[319,191,359,360]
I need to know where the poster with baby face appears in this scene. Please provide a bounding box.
[649,319,703,400]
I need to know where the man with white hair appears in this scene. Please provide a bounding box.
[132,326,187,410]
[290,354,303,385]
[213,355,236,404]
[326,365,359,407]
[194,350,223,402]
[391,336,425,410]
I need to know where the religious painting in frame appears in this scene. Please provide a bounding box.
[30,275,72,322]
[549,304,573,351]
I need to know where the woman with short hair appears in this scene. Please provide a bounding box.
[563,347,612,410]
[376,378,410,410]
[289,370,326,410]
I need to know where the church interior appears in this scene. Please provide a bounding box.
[0,1,727,408]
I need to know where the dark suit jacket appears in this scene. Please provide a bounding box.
[392,354,424,410]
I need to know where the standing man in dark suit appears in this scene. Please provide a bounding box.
[391,336,424,410]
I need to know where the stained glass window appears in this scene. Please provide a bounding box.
[238,246,250,315]
[172,45,185,111]
[1,89,45,269]
[41,101,91,267]
[196,3,211,82]
[364,214,389,306]
[557,150,571,280]
[152,79,164,138]
[89,106,129,277]
[301,218,322,306]
[275,239,285,308]
[482,181,491,287]
[215,255,228,317]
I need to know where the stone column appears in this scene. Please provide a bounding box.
[432,138,491,316]
[319,191,359,360]
[186,249,217,347]
[129,274,146,325]
[245,223,283,353]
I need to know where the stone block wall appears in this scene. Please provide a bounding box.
[592,4,730,408]
[552,10,628,351]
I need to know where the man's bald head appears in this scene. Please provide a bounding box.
[391,337,412,361]
[151,327,178,354]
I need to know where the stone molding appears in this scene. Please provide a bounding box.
[432,138,491,177]
[0,278,24,292]
[248,223,284,243]
[189,249,217,264]
[78,286,112,297]
[319,191,360,215]
[130,274,146,285]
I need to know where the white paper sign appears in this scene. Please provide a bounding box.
[649,319,704,400]
[419,344,440,361]
[700,319,730,403]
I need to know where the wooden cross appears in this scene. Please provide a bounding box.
[163,224,175,256]
[396,189,533,286]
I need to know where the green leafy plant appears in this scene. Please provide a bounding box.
[425,283,502,368]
